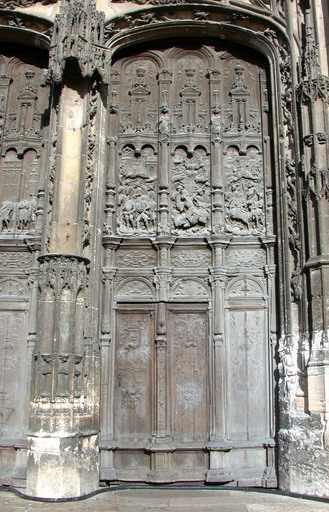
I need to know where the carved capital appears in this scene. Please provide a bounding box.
[38,254,89,298]
[213,334,224,347]
[210,269,227,287]
[296,75,329,104]
[0,74,12,87]
[26,266,40,289]
[264,264,276,279]
[102,267,117,283]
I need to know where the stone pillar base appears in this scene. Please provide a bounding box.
[26,434,99,498]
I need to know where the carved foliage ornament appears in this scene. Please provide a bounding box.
[104,8,284,41]
[297,75,329,104]
[38,255,89,297]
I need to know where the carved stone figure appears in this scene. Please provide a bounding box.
[116,147,157,235]
[171,148,210,234]
[224,148,265,235]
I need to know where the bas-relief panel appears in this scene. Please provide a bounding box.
[0,49,48,237]
[0,309,27,438]
[171,147,210,235]
[115,249,156,268]
[0,252,32,270]
[227,307,268,441]
[170,311,208,442]
[114,310,153,442]
[110,46,269,239]
[171,249,211,268]
[226,248,266,267]
[117,146,157,236]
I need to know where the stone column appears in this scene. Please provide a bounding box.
[104,138,117,236]
[209,69,224,235]
[157,69,172,236]
[27,255,99,498]
[99,237,120,481]
[207,237,232,483]
[149,238,175,481]
[297,7,329,453]
[27,50,99,504]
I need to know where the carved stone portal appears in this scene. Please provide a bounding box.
[102,43,275,487]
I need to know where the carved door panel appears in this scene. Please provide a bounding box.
[110,304,209,482]
[112,306,154,480]
[167,306,209,481]
[0,307,28,439]
[169,308,209,443]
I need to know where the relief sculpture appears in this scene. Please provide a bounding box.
[224,146,265,235]
[172,312,208,441]
[0,199,36,233]
[0,55,47,238]
[171,147,210,234]
[114,312,152,439]
[0,311,25,437]
[117,146,157,235]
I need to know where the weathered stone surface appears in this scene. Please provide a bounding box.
[0,0,328,500]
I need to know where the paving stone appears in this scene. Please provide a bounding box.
[1,489,329,512]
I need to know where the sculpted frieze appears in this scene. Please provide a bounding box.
[226,248,266,267]
[0,0,57,8]
[0,199,37,234]
[0,251,32,268]
[171,249,211,268]
[110,46,270,240]
[104,6,284,42]
[116,250,156,267]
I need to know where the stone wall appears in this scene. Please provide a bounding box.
[0,0,328,500]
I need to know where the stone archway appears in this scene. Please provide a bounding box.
[99,40,277,487]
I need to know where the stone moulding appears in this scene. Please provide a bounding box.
[0,0,58,8]
[103,3,289,52]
